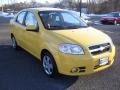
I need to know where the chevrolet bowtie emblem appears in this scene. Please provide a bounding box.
[100,46,105,51]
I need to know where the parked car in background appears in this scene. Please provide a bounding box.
[10,8,115,77]
[100,12,120,25]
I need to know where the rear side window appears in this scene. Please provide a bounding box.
[16,12,26,24]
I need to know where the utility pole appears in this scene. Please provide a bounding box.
[2,6,4,12]
[79,0,82,17]
[59,0,61,6]
[88,0,91,14]
[1,0,4,12]
[87,0,89,14]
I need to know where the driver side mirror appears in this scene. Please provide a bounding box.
[26,25,38,32]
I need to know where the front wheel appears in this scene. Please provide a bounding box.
[42,52,58,77]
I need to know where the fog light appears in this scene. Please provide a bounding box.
[71,68,80,73]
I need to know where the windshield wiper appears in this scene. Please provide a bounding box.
[48,25,65,30]
[47,25,88,30]
[64,25,81,29]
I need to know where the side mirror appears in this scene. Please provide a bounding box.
[26,25,38,32]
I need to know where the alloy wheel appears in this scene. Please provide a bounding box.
[42,55,53,75]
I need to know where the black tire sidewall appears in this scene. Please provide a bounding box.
[11,36,19,50]
[42,52,58,77]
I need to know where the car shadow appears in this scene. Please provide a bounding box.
[0,45,78,90]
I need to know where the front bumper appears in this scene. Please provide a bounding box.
[54,45,115,76]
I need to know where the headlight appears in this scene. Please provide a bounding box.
[59,44,84,55]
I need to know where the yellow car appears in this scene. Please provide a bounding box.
[10,8,115,77]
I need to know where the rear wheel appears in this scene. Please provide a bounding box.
[42,51,58,77]
[11,36,19,50]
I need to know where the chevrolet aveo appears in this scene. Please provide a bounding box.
[10,8,115,77]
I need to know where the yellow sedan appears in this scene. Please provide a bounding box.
[10,8,115,77]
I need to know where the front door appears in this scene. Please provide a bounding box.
[23,11,40,57]
[13,11,27,47]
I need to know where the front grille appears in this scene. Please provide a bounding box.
[89,43,111,55]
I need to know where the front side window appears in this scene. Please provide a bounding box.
[25,12,38,28]
[16,12,26,24]
[39,11,87,30]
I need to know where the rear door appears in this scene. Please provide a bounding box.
[12,11,27,47]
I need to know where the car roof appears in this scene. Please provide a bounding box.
[25,7,64,12]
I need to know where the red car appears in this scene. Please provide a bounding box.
[100,12,120,25]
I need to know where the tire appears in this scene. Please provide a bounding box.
[42,51,58,77]
[11,36,19,50]
[101,21,106,25]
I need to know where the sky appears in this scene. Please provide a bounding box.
[0,0,87,6]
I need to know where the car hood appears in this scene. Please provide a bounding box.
[53,27,111,46]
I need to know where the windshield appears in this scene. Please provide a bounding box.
[108,13,120,17]
[39,11,87,30]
